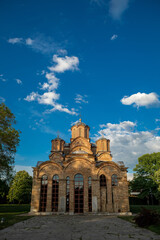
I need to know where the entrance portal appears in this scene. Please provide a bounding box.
[74,174,84,213]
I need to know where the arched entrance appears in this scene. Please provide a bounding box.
[74,174,84,213]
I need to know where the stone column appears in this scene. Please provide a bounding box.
[112,187,118,213]
[83,177,88,213]
[106,178,113,212]
[30,177,41,213]
[46,179,52,212]
[69,179,74,214]
[92,179,99,212]
[58,179,66,213]
[100,187,106,212]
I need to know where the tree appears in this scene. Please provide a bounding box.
[131,152,160,202]
[7,171,32,204]
[134,152,160,191]
[0,103,20,179]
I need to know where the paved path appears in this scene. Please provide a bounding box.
[0,215,160,240]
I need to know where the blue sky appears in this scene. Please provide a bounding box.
[1,0,160,179]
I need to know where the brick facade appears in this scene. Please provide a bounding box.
[30,119,130,214]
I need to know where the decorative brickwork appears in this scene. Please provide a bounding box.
[30,119,130,214]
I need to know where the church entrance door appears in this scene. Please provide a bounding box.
[74,174,84,213]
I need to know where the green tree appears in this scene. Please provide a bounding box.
[7,171,32,204]
[132,152,160,202]
[0,103,20,179]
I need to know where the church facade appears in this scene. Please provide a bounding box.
[30,119,130,214]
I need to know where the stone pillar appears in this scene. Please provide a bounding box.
[30,176,41,213]
[112,187,118,213]
[58,179,66,213]
[100,187,106,212]
[92,179,99,212]
[69,180,74,214]
[106,178,113,212]
[83,177,88,213]
[46,179,52,212]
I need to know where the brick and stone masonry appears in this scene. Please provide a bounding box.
[30,119,130,214]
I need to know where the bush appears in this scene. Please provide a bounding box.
[134,207,160,227]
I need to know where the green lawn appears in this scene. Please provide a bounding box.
[0,204,32,230]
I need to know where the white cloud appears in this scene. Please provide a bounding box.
[49,55,79,73]
[0,96,5,103]
[39,73,59,91]
[93,121,160,170]
[121,92,160,108]
[75,94,88,104]
[0,74,6,82]
[26,38,33,45]
[16,78,22,85]
[7,35,63,54]
[109,0,129,20]
[8,38,23,44]
[25,54,79,115]
[110,34,118,40]
[127,173,133,181]
[155,119,160,122]
[14,165,33,176]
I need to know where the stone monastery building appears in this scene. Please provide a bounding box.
[30,119,129,214]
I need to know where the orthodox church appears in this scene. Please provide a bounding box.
[30,119,130,214]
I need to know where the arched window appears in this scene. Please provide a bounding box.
[79,128,82,136]
[40,175,48,212]
[66,176,70,212]
[100,174,106,186]
[52,175,59,212]
[88,177,92,212]
[74,174,84,213]
[112,174,118,186]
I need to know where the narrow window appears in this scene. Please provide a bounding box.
[112,174,118,186]
[100,174,106,187]
[88,177,92,212]
[66,176,70,212]
[40,175,48,212]
[74,174,84,213]
[52,175,59,212]
[79,128,81,136]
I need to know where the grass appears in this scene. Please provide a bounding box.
[119,205,160,235]
[0,204,32,230]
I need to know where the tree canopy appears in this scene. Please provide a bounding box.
[7,170,32,204]
[0,103,20,179]
[134,152,160,191]
[130,152,160,201]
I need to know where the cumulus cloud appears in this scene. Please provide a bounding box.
[8,38,23,44]
[121,92,160,108]
[109,0,129,20]
[110,34,118,40]
[25,54,79,115]
[75,94,88,104]
[16,78,22,85]
[94,121,160,170]
[49,55,79,73]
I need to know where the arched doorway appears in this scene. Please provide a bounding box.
[74,174,84,213]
